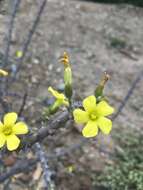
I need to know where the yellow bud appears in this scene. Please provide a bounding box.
[60,51,70,67]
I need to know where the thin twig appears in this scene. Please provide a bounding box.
[21,111,69,150]
[15,0,47,74]
[18,92,28,117]
[0,96,10,113]
[2,0,21,67]
[0,0,21,106]
[112,69,143,121]
[35,143,55,190]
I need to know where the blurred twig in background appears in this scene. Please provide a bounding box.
[2,0,21,67]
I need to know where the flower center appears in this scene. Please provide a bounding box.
[2,126,12,136]
[90,113,97,120]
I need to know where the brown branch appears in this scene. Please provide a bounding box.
[18,92,28,117]
[0,110,72,183]
[0,137,87,183]
[20,111,69,150]
[0,158,37,183]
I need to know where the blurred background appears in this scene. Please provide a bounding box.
[0,0,143,189]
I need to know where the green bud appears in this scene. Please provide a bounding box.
[64,67,72,99]
[94,72,110,99]
[94,85,104,99]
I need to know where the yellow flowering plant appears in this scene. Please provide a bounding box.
[0,112,28,151]
[0,48,116,188]
[73,95,114,138]
[45,52,114,139]
[45,52,73,116]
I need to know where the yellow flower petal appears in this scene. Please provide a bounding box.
[0,133,6,148]
[97,117,112,134]
[48,86,69,107]
[4,112,17,126]
[13,122,28,135]
[83,95,96,113]
[82,120,98,138]
[63,100,69,106]
[96,101,114,116]
[0,121,4,132]
[48,87,64,99]
[6,134,20,151]
[73,109,89,124]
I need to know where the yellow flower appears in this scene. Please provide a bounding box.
[0,69,8,76]
[0,112,28,151]
[48,86,69,106]
[73,95,114,138]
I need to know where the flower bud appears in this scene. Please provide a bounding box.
[94,72,110,100]
[60,52,73,99]
[64,67,72,99]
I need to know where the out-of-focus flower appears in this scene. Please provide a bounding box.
[0,112,28,151]
[73,95,114,138]
[67,165,75,173]
[15,50,23,58]
[0,69,8,76]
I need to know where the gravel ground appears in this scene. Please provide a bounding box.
[0,0,143,189]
